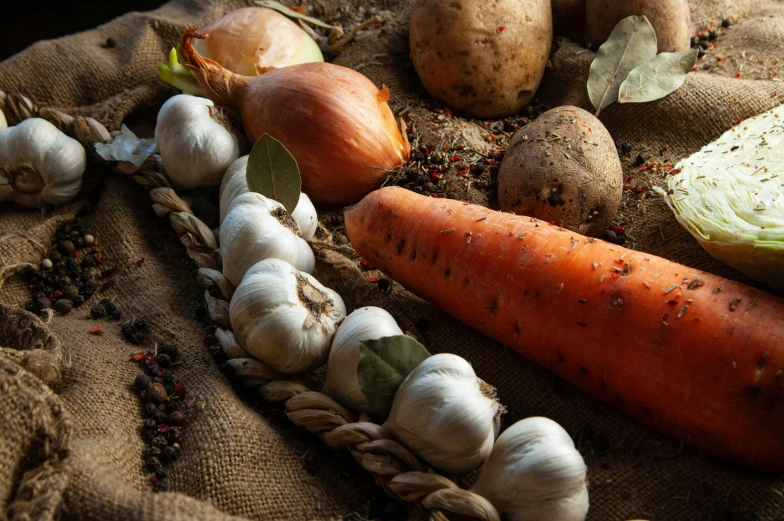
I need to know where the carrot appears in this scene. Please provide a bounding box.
[345,187,784,472]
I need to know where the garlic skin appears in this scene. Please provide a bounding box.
[220,192,315,286]
[229,258,346,373]
[0,110,7,130]
[219,155,318,240]
[155,94,244,189]
[383,353,501,473]
[321,307,403,416]
[0,118,85,208]
[194,7,324,76]
[471,417,589,521]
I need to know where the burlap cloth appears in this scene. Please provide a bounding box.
[1,0,783,520]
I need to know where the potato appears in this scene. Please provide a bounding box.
[585,0,691,53]
[498,106,622,237]
[552,0,586,42]
[409,0,552,119]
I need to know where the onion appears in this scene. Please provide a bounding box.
[179,30,411,205]
[193,7,324,75]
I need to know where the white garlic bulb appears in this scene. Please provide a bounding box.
[219,155,318,240]
[0,118,86,208]
[471,417,589,521]
[220,192,315,286]
[155,94,244,189]
[383,353,502,473]
[229,258,346,373]
[321,307,403,416]
[0,110,7,130]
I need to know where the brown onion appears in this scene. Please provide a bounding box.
[180,30,410,205]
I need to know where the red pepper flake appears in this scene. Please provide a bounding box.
[72,250,79,258]
[666,299,679,307]
[496,26,505,33]
[92,246,102,252]
[157,424,168,434]
[735,72,743,79]
[667,189,674,195]
[733,118,744,126]
[174,383,185,394]
[136,258,145,267]
[640,165,650,171]
[772,91,778,98]
[450,155,461,162]
[359,259,374,270]
[129,352,145,361]
[669,168,681,176]
[89,327,104,336]
[633,186,647,194]
[610,225,626,236]
[51,290,63,300]
[366,277,382,283]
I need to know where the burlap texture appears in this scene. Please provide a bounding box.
[1,1,783,520]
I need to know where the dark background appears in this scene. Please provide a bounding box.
[0,1,166,61]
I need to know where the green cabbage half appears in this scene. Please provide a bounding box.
[656,105,784,291]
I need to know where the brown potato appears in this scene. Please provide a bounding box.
[498,106,622,237]
[585,0,691,53]
[409,0,552,119]
[552,0,586,42]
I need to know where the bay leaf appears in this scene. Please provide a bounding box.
[357,335,431,418]
[255,0,335,29]
[587,15,658,116]
[246,133,301,214]
[618,49,698,104]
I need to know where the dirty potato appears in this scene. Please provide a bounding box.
[586,0,691,52]
[409,0,552,119]
[498,106,623,237]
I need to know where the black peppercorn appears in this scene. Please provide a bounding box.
[163,383,175,395]
[144,402,159,416]
[90,303,106,319]
[111,310,121,321]
[74,237,84,248]
[634,153,646,166]
[62,285,79,300]
[161,371,174,384]
[159,344,178,360]
[54,299,73,315]
[81,289,94,300]
[168,411,185,426]
[50,251,62,262]
[59,240,75,255]
[155,412,169,425]
[152,435,168,450]
[155,468,169,480]
[145,456,162,471]
[722,19,731,28]
[166,427,180,443]
[155,482,168,492]
[161,445,178,461]
[134,374,152,392]
[32,291,46,302]
[143,418,158,430]
[157,353,171,368]
[709,30,717,41]
[103,301,117,314]
[72,295,85,307]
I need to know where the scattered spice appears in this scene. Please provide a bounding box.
[729,298,742,312]
[89,327,105,336]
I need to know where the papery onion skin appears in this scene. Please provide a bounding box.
[180,30,411,205]
[193,7,324,76]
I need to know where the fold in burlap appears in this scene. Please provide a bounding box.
[1,0,784,520]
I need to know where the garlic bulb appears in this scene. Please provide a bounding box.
[471,417,589,521]
[0,110,7,130]
[219,155,318,240]
[220,192,315,286]
[0,118,85,208]
[229,258,346,373]
[194,7,324,76]
[321,307,404,416]
[155,94,244,189]
[383,353,502,473]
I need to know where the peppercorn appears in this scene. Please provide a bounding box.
[122,318,148,345]
[722,19,731,28]
[111,310,121,320]
[145,456,162,471]
[163,383,175,395]
[157,353,172,368]
[144,402,159,416]
[709,30,717,41]
[160,344,178,360]
[161,445,178,461]
[472,162,485,174]
[697,47,706,59]
[168,411,185,426]
[54,299,73,315]
[49,250,62,262]
[145,383,168,404]
[155,468,169,480]
[166,427,180,443]
[134,374,152,392]
[74,237,84,248]
[90,303,106,319]
[72,295,85,307]
[83,234,95,245]
[82,289,95,301]
[59,240,75,255]
[691,36,700,47]
[151,435,168,450]
[62,285,79,300]
[32,291,46,302]
[34,298,52,314]
[634,153,645,166]
[40,258,53,270]
[155,482,168,492]
[103,301,117,314]
[155,412,169,425]
[81,255,97,268]
[142,447,161,459]
[423,182,437,193]
[143,417,158,430]
[161,372,174,384]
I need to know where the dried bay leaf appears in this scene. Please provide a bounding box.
[587,15,657,116]
[246,133,301,214]
[357,335,431,418]
[619,49,698,104]
[255,0,335,29]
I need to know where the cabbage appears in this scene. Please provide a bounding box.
[656,105,784,291]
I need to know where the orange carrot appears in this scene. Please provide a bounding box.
[345,187,784,472]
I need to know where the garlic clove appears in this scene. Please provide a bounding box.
[220,192,315,286]
[383,353,502,474]
[229,258,346,374]
[219,155,319,240]
[155,94,244,189]
[321,307,404,416]
[470,417,589,521]
[0,118,85,208]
